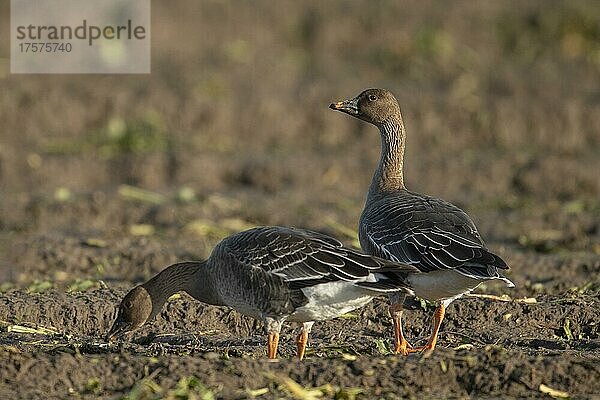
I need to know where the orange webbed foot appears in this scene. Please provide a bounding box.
[394,339,414,356]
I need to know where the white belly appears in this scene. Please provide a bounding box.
[407,270,480,302]
[289,281,374,322]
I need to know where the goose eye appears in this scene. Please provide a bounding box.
[368,94,377,102]
[125,301,133,308]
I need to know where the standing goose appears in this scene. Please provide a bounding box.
[107,226,418,359]
[330,89,514,355]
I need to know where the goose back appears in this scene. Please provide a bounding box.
[207,226,416,321]
[360,189,509,282]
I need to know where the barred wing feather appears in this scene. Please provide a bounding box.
[361,191,508,279]
[222,226,416,290]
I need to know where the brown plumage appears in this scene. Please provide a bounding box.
[107,226,418,359]
[330,89,514,354]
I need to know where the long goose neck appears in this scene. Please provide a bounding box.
[368,115,406,198]
[141,261,217,318]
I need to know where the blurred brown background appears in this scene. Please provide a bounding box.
[1,0,599,279]
[0,2,599,398]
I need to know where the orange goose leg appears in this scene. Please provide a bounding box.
[296,322,313,360]
[267,331,280,359]
[410,303,446,353]
[296,329,309,360]
[389,303,412,355]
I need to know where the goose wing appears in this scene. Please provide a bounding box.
[361,191,508,280]
[221,226,417,290]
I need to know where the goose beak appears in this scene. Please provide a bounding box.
[106,316,131,342]
[329,98,359,115]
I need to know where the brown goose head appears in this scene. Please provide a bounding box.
[106,286,153,341]
[329,88,401,127]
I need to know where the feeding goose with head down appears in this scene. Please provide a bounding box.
[330,89,514,355]
[107,226,419,359]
